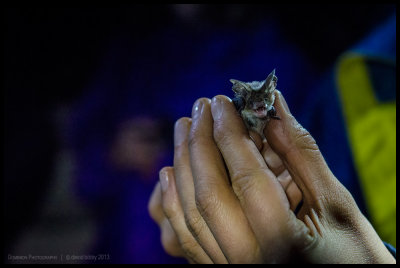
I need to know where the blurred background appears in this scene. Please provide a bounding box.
[3,5,396,264]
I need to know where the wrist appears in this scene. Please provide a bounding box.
[355,214,396,264]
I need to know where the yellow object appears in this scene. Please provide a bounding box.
[336,53,396,246]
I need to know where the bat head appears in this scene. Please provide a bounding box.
[230,69,277,119]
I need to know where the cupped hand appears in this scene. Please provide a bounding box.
[149,91,395,264]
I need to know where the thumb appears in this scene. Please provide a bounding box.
[264,90,338,204]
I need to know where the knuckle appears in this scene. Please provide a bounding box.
[213,125,235,148]
[291,122,319,152]
[174,144,188,155]
[231,168,265,202]
[195,187,221,220]
[161,227,182,257]
[180,238,201,262]
[172,162,188,175]
[183,207,205,240]
[173,142,187,160]
[161,196,178,220]
[187,130,201,148]
[212,119,227,143]
[188,130,212,150]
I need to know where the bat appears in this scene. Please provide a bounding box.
[230,69,279,139]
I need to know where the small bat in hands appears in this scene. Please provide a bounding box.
[230,69,279,139]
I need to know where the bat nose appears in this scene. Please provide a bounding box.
[252,101,265,109]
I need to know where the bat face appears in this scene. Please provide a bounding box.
[230,69,277,120]
[243,85,275,119]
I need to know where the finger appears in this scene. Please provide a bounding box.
[276,169,303,212]
[276,169,292,190]
[210,95,287,206]
[265,90,339,207]
[148,181,188,259]
[160,167,212,263]
[160,218,186,258]
[261,139,285,176]
[249,130,263,151]
[286,180,303,212]
[210,95,293,249]
[189,98,262,263]
[262,131,300,209]
[173,116,228,264]
[148,182,165,225]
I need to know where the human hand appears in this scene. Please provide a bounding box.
[148,92,303,264]
[149,91,396,263]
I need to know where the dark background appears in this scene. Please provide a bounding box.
[3,5,396,263]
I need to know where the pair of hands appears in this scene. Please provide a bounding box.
[149,91,395,264]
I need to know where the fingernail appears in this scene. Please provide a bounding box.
[174,119,190,147]
[192,99,204,120]
[160,170,169,192]
[211,96,223,120]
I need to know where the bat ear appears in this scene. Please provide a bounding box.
[263,69,278,92]
[230,79,250,94]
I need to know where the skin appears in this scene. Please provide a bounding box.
[148,91,396,264]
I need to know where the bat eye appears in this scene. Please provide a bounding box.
[232,96,245,112]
